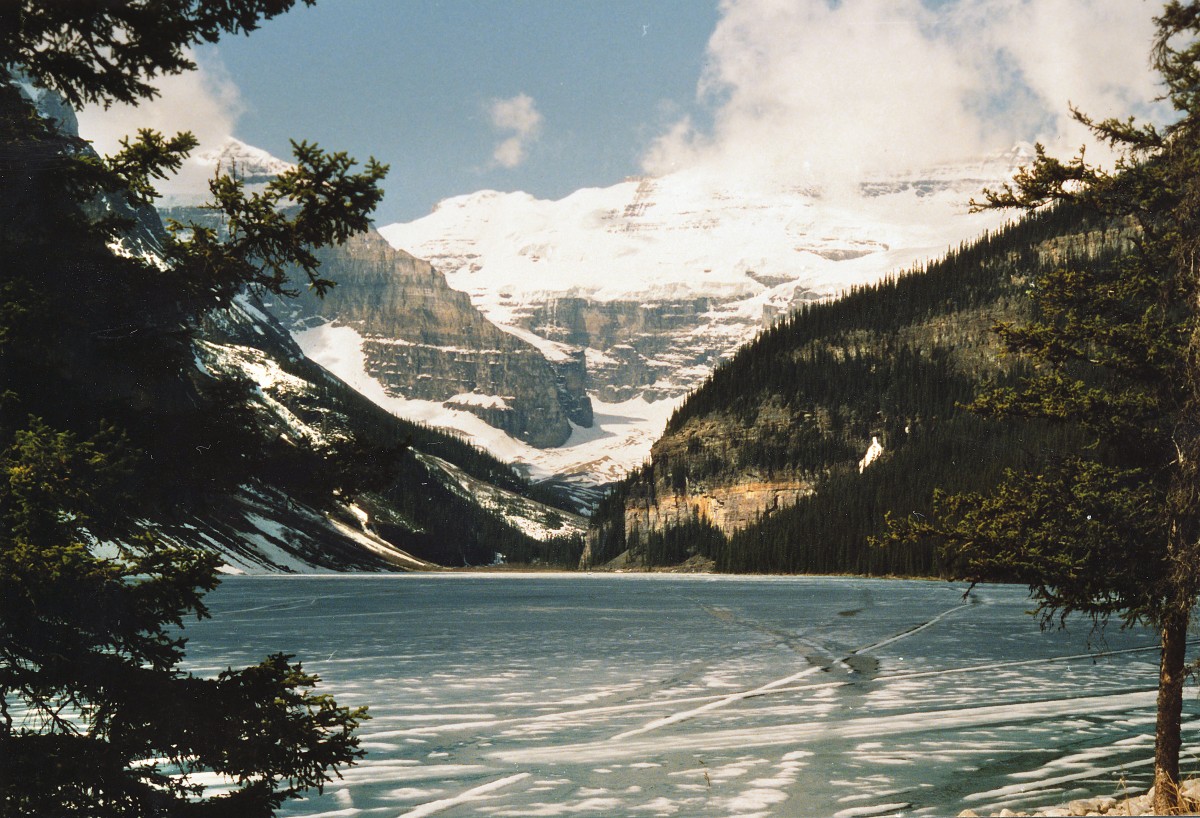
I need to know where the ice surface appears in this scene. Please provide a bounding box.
[177,575,1196,818]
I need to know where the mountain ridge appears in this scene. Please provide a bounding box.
[10,89,583,573]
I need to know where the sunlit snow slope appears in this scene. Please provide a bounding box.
[292,321,674,492]
[382,151,1027,309]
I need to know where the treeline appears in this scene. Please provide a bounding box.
[366,451,584,567]
[718,417,1081,574]
[668,201,1113,434]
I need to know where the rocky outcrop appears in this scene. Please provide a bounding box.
[580,469,813,568]
[551,350,593,427]
[625,476,813,540]
[263,230,593,448]
[378,150,1025,464]
[591,403,819,562]
[519,296,749,401]
[159,139,594,451]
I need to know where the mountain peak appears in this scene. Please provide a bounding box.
[195,137,294,182]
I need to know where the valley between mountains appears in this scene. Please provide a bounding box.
[21,94,1091,576]
[143,133,1091,575]
[12,4,1199,817]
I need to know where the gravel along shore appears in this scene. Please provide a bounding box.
[958,779,1200,817]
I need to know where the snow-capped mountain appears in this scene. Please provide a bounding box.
[194,137,295,183]
[382,147,1029,308]
[48,96,588,567]
[166,137,1027,494]
[156,136,296,209]
[373,147,1028,485]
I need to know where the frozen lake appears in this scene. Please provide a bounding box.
[181,574,1200,817]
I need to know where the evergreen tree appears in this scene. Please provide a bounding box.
[884,4,1200,810]
[1,2,387,814]
[0,1,315,107]
[593,202,1103,575]
[0,421,367,816]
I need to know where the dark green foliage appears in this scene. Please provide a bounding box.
[585,470,636,565]
[368,451,583,568]
[632,516,725,568]
[904,459,1161,623]
[107,129,201,204]
[0,421,367,816]
[537,533,588,568]
[667,203,1106,436]
[882,20,1200,631]
[1,0,315,107]
[0,4,399,809]
[721,417,1076,575]
[590,202,1111,574]
[3,6,582,811]
[168,141,388,306]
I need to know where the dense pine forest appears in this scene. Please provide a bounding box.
[587,202,1124,574]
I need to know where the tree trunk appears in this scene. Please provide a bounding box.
[1152,608,1189,814]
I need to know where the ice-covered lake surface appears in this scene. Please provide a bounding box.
[182,574,1200,818]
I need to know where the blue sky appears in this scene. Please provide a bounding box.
[78,0,1166,226]
[203,0,717,224]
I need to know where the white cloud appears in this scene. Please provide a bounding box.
[977,0,1163,148]
[492,135,529,169]
[642,0,1164,190]
[76,51,242,156]
[74,49,244,199]
[488,93,543,169]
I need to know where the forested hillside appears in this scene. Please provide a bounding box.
[587,203,1123,574]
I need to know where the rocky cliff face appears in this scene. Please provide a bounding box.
[581,472,811,569]
[623,475,813,541]
[379,152,1029,483]
[518,296,746,402]
[585,204,1128,573]
[294,231,593,448]
[160,137,595,451]
[194,293,585,571]
[581,404,818,566]
[160,201,596,450]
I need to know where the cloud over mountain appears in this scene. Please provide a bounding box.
[642,0,1163,191]
[75,49,245,199]
[489,93,543,169]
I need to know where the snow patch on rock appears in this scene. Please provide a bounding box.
[293,321,678,486]
[858,437,884,473]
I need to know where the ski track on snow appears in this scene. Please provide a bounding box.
[397,773,531,818]
[493,689,1161,766]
